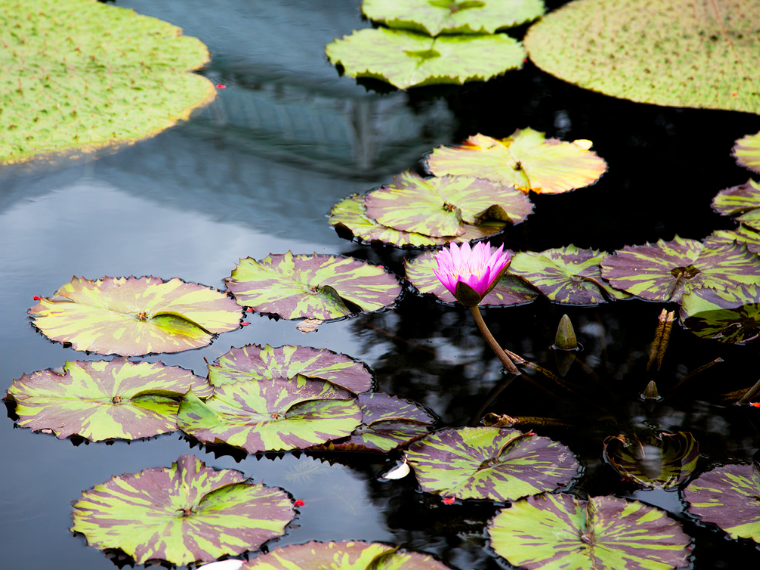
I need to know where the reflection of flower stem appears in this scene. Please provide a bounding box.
[470,305,521,376]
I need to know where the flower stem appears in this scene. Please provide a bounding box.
[470,305,521,376]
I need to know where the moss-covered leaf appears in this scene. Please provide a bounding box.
[734,131,760,174]
[680,284,760,344]
[712,179,760,231]
[705,224,760,254]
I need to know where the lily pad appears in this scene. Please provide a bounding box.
[405,249,539,306]
[684,461,760,542]
[71,454,293,565]
[29,276,242,356]
[363,170,533,238]
[425,129,607,194]
[362,0,545,36]
[404,427,580,501]
[712,179,760,231]
[734,131,760,174]
[600,237,760,303]
[510,246,630,305]
[524,0,760,116]
[325,27,525,90]
[5,358,211,441]
[489,493,691,569]
[705,224,760,254]
[603,431,699,489]
[225,252,401,321]
[1,0,215,164]
[680,284,760,344]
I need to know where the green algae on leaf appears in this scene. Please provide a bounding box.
[71,454,294,566]
[734,131,760,174]
[712,179,760,231]
[680,284,760,344]
[325,27,525,90]
[28,276,242,356]
[0,0,216,164]
[524,0,760,116]
[426,130,607,194]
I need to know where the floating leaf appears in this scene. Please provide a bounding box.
[404,427,580,501]
[712,179,760,230]
[405,250,538,306]
[71,454,294,565]
[426,129,607,194]
[734,131,760,174]
[6,358,211,441]
[28,276,242,356]
[510,246,630,305]
[705,224,760,254]
[325,28,525,90]
[225,252,401,320]
[488,493,691,569]
[680,284,760,344]
[524,0,760,115]
[600,237,760,303]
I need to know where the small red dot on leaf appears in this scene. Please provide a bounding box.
[442,497,455,505]
[246,307,253,312]
[731,93,738,97]
[241,322,250,326]
[215,84,227,89]
[527,431,536,436]
[523,58,527,63]
[294,499,305,507]
[33,296,41,300]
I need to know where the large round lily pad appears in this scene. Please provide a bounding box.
[29,276,242,356]
[712,179,760,231]
[524,0,760,116]
[71,454,294,565]
[680,284,760,344]
[489,493,691,569]
[6,358,211,441]
[734,131,760,174]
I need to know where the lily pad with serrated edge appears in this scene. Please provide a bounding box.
[600,237,760,303]
[404,427,580,501]
[705,224,760,255]
[5,358,212,441]
[71,454,294,566]
[28,276,242,357]
[712,179,760,231]
[603,431,699,489]
[680,284,760,344]
[488,493,691,569]
[225,252,401,321]
[405,249,538,306]
[425,129,607,194]
[510,246,630,305]
[325,27,525,90]
[734,131,760,174]
[524,0,760,116]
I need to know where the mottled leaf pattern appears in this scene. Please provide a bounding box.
[705,224,760,254]
[680,284,760,344]
[712,179,760,230]
[71,455,294,565]
[28,276,242,356]
[404,427,580,501]
[734,131,760,174]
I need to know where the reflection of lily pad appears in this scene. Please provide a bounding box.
[405,249,538,306]
[680,284,760,344]
[225,252,401,320]
[325,27,525,90]
[705,224,760,254]
[603,431,699,489]
[6,358,211,441]
[71,454,294,565]
[510,246,630,304]
[524,0,760,115]
[404,427,580,501]
[734,131,760,174]
[489,494,691,569]
[426,129,607,194]
[29,276,242,356]
[712,179,760,230]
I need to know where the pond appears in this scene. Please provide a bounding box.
[2,1,760,568]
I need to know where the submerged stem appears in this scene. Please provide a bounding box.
[469,305,521,376]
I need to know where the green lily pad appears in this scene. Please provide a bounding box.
[405,249,539,306]
[325,27,525,90]
[712,179,760,231]
[1,0,215,164]
[680,284,760,344]
[524,0,760,115]
[71,454,294,565]
[28,276,242,357]
[362,0,545,36]
[603,431,699,489]
[489,493,691,569]
[600,237,760,303]
[705,224,760,254]
[510,246,630,305]
[426,129,607,194]
[404,427,580,501]
[5,358,211,441]
[734,131,760,174]
[225,252,401,321]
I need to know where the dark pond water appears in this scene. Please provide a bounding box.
[2,1,760,568]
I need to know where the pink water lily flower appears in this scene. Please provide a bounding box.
[434,241,512,306]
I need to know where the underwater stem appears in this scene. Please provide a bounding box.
[739,377,760,405]
[469,305,521,376]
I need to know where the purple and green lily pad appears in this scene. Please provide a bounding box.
[712,179,760,231]
[71,454,294,565]
[405,249,538,306]
[734,131,760,174]
[404,427,580,501]
[601,237,760,303]
[684,461,760,543]
[510,245,630,305]
[426,129,607,194]
[488,493,691,569]
[225,252,401,321]
[680,284,760,344]
[29,276,242,356]
[705,224,760,255]
[5,358,211,441]
[603,431,699,489]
